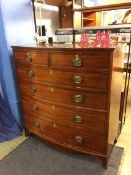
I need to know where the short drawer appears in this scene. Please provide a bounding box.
[16,66,109,89]
[13,49,48,66]
[50,52,111,69]
[19,81,107,110]
[24,115,106,154]
[22,95,107,136]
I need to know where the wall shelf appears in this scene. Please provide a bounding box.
[55,26,131,35]
[82,11,101,27]
[108,23,131,26]
[83,18,94,21]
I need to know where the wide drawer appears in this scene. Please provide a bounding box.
[16,66,109,89]
[22,95,107,136]
[19,81,107,110]
[13,49,48,66]
[50,52,111,69]
[24,115,106,154]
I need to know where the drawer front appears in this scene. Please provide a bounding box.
[16,66,109,89]
[24,115,106,154]
[19,82,107,110]
[13,49,48,66]
[22,95,107,136]
[51,52,111,69]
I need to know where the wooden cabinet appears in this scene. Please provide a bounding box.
[12,44,124,168]
[83,12,102,27]
[59,5,73,28]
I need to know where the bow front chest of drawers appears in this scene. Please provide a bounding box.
[12,44,124,168]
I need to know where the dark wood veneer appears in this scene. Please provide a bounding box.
[16,65,109,89]
[19,81,107,110]
[14,49,48,66]
[50,52,111,69]
[22,95,107,136]
[24,115,106,154]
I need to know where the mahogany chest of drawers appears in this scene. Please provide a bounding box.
[12,44,124,168]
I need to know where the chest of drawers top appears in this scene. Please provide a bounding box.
[12,44,117,70]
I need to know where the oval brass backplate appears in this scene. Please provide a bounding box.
[73,114,83,123]
[30,87,37,93]
[28,70,34,77]
[25,53,32,62]
[72,55,82,67]
[34,122,40,128]
[73,75,82,84]
[32,104,38,111]
[74,136,83,143]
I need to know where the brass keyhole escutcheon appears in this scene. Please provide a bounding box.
[73,95,83,103]
[49,70,53,75]
[50,87,54,92]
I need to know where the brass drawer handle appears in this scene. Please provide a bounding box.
[34,122,40,128]
[32,104,38,111]
[73,75,82,84]
[74,136,83,143]
[73,95,83,103]
[73,114,83,123]
[25,53,32,62]
[30,87,37,93]
[28,70,34,77]
[72,55,82,67]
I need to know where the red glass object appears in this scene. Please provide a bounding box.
[93,31,112,47]
[78,34,90,48]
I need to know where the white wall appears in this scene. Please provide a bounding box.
[1,0,35,46]
[103,0,131,4]
[35,4,59,41]
[84,0,131,6]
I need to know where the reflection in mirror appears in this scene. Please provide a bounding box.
[59,2,73,28]
[73,0,82,28]
[33,0,59,44]
[73,0,82,9]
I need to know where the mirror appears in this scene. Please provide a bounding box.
[32,0,131,41]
